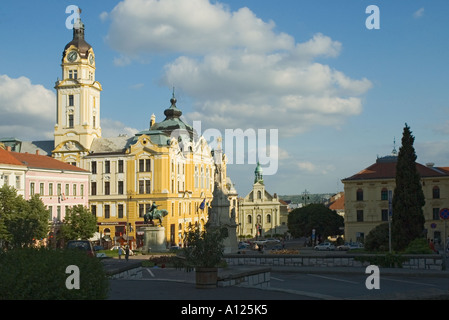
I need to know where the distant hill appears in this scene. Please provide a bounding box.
[279,193,335,205]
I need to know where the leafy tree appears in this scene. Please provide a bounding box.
[364,223,389,252]
[60,205,97,241]
[288,204,343,241]
[392,124,426,251]
[0,185,49,248]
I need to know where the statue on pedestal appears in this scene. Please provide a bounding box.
[144,203,168,226]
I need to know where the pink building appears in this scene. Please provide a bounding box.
[4,149,90,223]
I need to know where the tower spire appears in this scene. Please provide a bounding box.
[73,7,85,40]
[392,137,397,156]
[254,162,263,184]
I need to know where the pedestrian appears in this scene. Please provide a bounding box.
[125,246,130,262]
[429,239,439,254]
[118,246,123,259]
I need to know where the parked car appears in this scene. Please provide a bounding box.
[270,244,283,251]
[238,241,250,249]
[66,240,95,257]
[93,245,104,251]
[337,243,350,251]
[314,242,336,251]
[348,242,364,250]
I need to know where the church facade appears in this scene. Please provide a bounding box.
[238,163,281,238]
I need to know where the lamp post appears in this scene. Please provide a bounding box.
[388,190,392,253]
[127,194,131,249]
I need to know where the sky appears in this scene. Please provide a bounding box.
[1,0,449,198]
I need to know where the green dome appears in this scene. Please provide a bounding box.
[150,94,195,137]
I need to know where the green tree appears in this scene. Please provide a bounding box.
[287,204,344,240]
[60,205,97,241]
[364,223,389,252]
[0,185,49,248]
[392,124,426,251]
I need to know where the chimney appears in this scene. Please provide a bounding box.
[36,150,40,156]
[426,162,434,168]
[6,146,11,152]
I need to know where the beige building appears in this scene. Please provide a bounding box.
[238,163,281,238]
[342,153,449,244]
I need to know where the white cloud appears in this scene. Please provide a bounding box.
[105,0,372,137]
[99,11,109,22]
[0,74,55,140]
[100,118,139,138]
[413,8,424,19]
[106,0,293,55]
[297,161,316,172]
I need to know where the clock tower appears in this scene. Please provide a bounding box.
[53,10,102,165]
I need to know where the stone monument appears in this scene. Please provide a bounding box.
[142,203,169,253]
[142,226,167,253]
[206,138,238,253]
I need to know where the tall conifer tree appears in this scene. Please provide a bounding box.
[391,124,425,251]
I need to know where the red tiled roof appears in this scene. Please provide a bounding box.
[10,151,88,173]
[329,194,345,210]
[343,157,449,181]
[0,148,26,167]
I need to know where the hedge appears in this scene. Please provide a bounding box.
[0,247,109,299]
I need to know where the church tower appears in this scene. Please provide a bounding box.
[53,10,102,165]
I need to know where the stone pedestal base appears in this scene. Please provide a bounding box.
[223,225,238,254]
[142,226,167,253]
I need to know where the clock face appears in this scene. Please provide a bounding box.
[67,51,78,62]
[89,54,94,65]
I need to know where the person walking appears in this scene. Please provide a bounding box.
[118,246,123,259]
[125,246,130,262]
[429,239,439,254]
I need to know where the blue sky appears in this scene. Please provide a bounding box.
[1,0,449,197]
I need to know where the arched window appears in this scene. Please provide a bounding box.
[194,166,199,188]
[247,215,252,224]
[257,190,262,199]
[433,186,440,199]
[200,166,204,189]
[266,214,271,223]
[381,188,388,201]
[356,189,364,201]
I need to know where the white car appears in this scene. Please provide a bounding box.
[314,242,336,251]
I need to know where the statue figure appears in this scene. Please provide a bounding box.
[144,203,168,226]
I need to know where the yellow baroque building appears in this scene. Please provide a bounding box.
[52,13,217,249]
